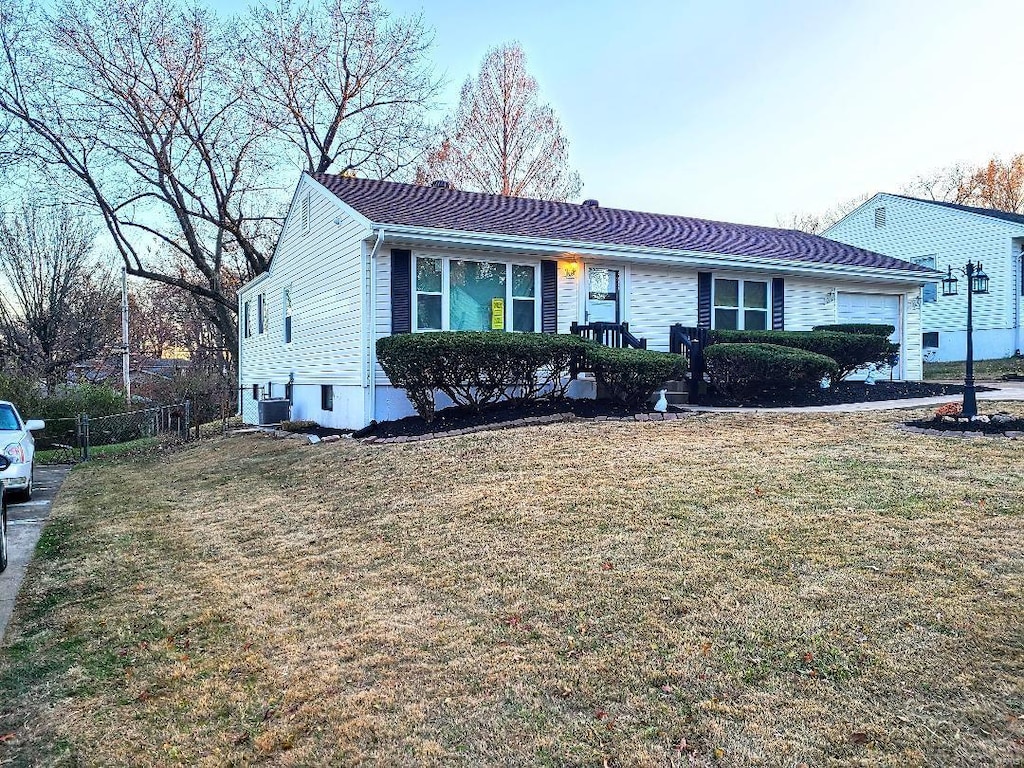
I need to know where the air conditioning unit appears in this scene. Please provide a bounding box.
[258,398,291,425]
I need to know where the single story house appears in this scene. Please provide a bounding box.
[238,174,934,429]
[824,193,1024,362]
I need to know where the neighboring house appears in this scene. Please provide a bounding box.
[825,193,1024,362]
[238,174,934,429]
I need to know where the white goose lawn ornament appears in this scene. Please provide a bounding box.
[654,389,669,413]
[864,364,879,386]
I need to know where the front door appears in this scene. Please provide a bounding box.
[585,266,620,323]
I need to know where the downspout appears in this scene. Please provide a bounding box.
[366,228,385,425]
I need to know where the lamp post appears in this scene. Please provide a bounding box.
[942,260,990,418]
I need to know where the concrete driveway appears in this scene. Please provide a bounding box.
[0,465,70,639]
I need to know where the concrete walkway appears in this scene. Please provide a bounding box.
[683,382,1024,414]
[0,465,70,639]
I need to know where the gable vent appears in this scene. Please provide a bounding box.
[874,206,886,228]
[582,199,599,207]
[431,180,453,189]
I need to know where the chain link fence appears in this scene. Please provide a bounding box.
[34,403,194,465]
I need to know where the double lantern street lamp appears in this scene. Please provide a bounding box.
[941,261,990,418]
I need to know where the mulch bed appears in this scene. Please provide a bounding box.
[904,414,1024,437]
[698,380,992,408]
[357,399,647,439]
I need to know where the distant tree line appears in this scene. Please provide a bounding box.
[782,153,1024,234]
[0,0,582,371]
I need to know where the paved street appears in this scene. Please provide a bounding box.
[0,465,70,639]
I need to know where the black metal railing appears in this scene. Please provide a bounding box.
[570,321,647,349]
[669,324,711,403]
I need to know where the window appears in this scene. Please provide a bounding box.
[321,384,333,411]
[450,260,506,331]
[257,293,265,334]
[251,384,259,400]
[713,278,768,330]
[913,255,937,302]
[412,255,540,333]
[244,300,252,338]
[922,332,939,349]
[283,288,292,343]
[874,206,886,228]
[415,256,442,330]
[512,265,536,332]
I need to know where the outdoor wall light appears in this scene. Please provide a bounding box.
[943,260,991,417]
[561,257,579,278]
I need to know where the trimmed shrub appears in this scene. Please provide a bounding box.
[704,343,837,398]
[812,323,895,337]
[376,332,590,422]
[585,346,686,407]
[710,329,898,380]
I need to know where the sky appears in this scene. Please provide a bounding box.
[371,0,1024,226]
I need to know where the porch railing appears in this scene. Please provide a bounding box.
[669,324,710,403]
[570,321,647,349]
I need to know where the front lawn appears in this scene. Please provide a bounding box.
[2,407,1023,766]
[924,355,1024,381]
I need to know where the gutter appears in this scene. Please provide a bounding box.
[375,223,937,285]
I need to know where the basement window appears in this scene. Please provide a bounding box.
[321,385,334,412]
[922,332,939,349]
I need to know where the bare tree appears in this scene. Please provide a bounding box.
[0,0,438,358]
[0,201,119,390]
[779,193,873,234]
[247,0,440,178]
[901,162,978,204]
[417,42,582,201]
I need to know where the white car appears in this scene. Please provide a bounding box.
[0,453,8,572]
[0,401,44,501]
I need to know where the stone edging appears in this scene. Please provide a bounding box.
[360,410,695,444]
[896,423,1024,440]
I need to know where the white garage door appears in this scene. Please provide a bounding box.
[837,292,901,379]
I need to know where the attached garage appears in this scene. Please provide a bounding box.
[837,292,902,378]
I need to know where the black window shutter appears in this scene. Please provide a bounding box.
[771,277,785,330]
[541,260,558,333]
[390,249,412,334]
[697,272,712,329]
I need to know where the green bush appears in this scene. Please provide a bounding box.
[811,323,895,337]
[710,329,898,380]
[704,343,837,398]
[376,332,590,422]
[585,345,686,407]
[0,376,126,422]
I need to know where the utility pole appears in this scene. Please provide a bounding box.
[121,266,131,402]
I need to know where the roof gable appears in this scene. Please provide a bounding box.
[892,195,1024,227]
[313,174,931,275]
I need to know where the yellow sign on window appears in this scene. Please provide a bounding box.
[491,298,505,330]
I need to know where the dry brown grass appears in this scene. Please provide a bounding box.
[2,404,1024,767]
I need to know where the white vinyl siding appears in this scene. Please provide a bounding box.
[238,175,371,428]
[626,264,698,352]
